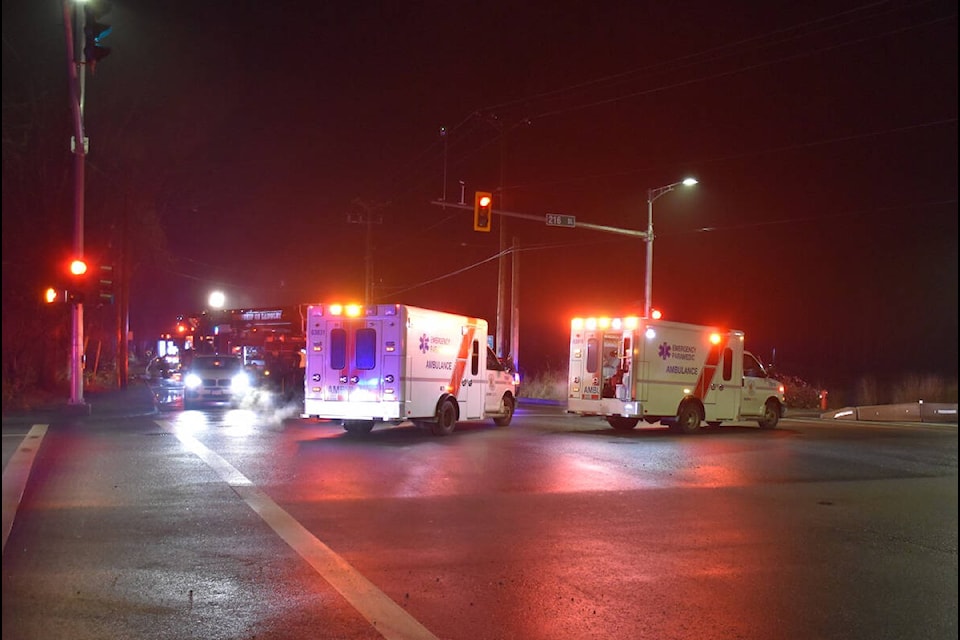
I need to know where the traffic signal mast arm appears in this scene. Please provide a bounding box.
[431,200,648,238]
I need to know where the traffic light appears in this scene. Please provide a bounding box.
[97,264,115,304]
[474,191,493,232]
[69,258,88,276]
[44,287,85,304]
[83,1,112,71]
[65,258,89,305]
[44,287,64,304]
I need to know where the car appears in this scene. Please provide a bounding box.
[182,354,252,409]
[145,356,182,386]
[144,355,184,408]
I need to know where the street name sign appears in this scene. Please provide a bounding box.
[545,213,576,227]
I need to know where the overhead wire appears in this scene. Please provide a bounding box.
[368,0,955,215]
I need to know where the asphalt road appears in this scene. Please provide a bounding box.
[2,385,957,640]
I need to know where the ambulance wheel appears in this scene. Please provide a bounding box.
[672,403,703,434]
[758,401,781,429]
[431,399,458,436]
[493,396,515,427]
[607,416,639,431]
[343,421,374,435]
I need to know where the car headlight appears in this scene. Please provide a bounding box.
[184,373,202,389]
[231,371,251,392]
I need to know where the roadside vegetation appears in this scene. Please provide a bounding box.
[516,367,958,410]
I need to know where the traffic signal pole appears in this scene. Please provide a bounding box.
[62,0,87,407]
[431,199,652,381]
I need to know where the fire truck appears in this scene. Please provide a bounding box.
[567,315,786,433]
[156,305,307,400]
[302,303,517,435]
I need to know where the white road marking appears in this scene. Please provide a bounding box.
[159,420,438,640]
[2,424,48,552]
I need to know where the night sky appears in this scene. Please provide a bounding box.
[3,0,957,390]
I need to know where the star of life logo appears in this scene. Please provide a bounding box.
[419,334,430,353]
[658,342,671,360]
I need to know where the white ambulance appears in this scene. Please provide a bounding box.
[302,303,518,435]
[567,315,786,433]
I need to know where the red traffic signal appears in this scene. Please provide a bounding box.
[474,191,493,232]
[69,259,88,276]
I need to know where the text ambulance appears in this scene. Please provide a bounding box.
[303,303,517,435]
[567,316,786,433]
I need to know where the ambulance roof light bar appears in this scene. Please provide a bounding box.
[571,316,643,331]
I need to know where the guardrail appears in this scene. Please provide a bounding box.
[822,402,958,423]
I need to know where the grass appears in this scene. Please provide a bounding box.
[518,367,568,402]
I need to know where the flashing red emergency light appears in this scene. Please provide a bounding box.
[571,316,642,331]
[324,303,365,317]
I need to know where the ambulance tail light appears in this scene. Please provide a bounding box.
[709,332,722,345]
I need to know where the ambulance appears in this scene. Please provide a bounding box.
[567,315,786,433]
[302,303,518,435]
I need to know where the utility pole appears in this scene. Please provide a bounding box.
[347,201,383,305]
[510,236,520,372]
[489,115,508,359]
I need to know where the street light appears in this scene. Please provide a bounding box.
[645,177,698,318]
[209,291,226,310]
